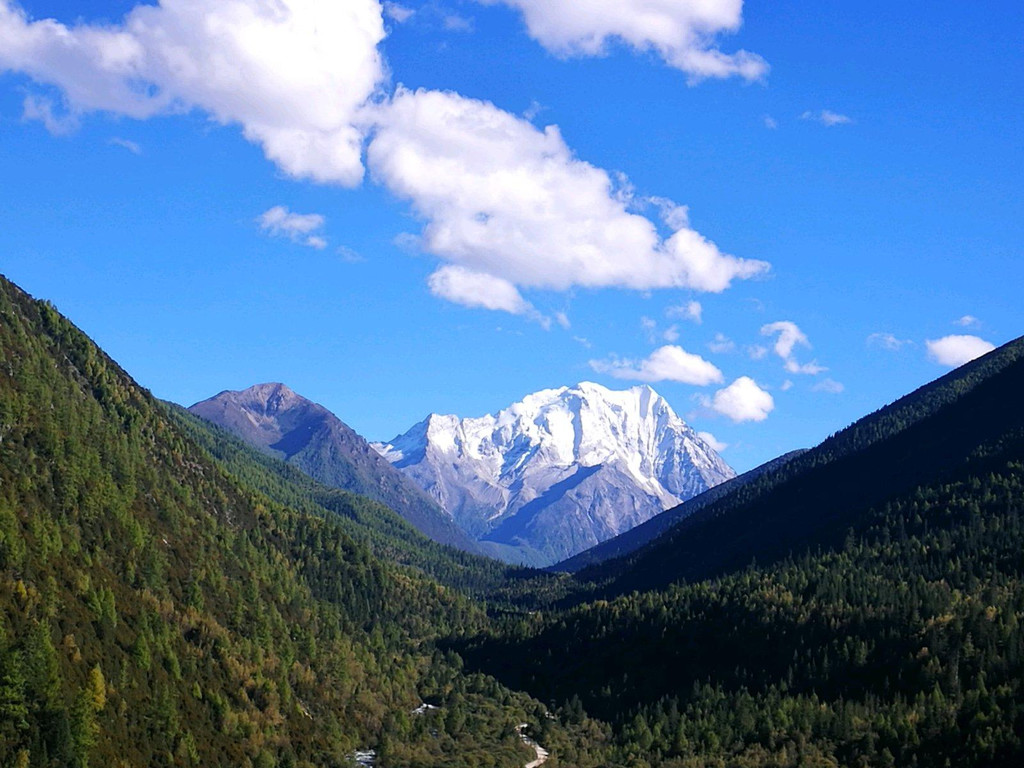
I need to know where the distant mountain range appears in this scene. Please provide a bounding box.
[189,383,479,553]
[373,382,734,565]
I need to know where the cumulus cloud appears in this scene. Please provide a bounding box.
[801,109,852,127]
[867,332,911,351]
[3,1,771,318]
[761,321,825,375]
[697,430,727,452]
[257,205,328,248]
[667,299,702,323]
[711,376,774,422]
[0,0,386,186]
[590,345,724,385]
[926,335,996,368]
[368,88,769,307]
[662,325,680,342]
[476,0,767,82]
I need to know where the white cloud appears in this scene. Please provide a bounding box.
[258,205,324,235]
[22,93,77,134]
[591,344,723,385]
[368,88,769,311]
[257,205,328,249]
[761,320,808,358]
[0,0,386,186]
[555,311,571,329]
[801,109,852,127]
[708,333,735,354]
[476,0,767,82]
[697,430,727,452]
[746,344,767,360]
[812,378,844,394]
[666,299,702,324]
[784,358,827,375]
[573,335,592,348]
[337,245,365,263]
[3,1,772,317]
[383,2,414,22]
[109,136,141,154]
[761,320,825,375]
[428,265,543,322]
[780,379,793,391]
[955,314,981,328]
[711,376,774,422]
[762,114,777,130]
[867,332,911,351]
[926,335,996,368]
[443,13,474,32]
[662,325,680,342]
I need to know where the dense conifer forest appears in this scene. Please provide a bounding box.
[2,272,1023,767]
[0,276,574,767]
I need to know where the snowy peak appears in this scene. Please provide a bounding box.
[373,382,735,565]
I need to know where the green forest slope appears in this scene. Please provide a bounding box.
[460,338,1024,766]
[0,275,586,768]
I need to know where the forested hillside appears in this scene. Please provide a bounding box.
[187,384,479,553]
[460,340,1024,766]
[0,275,589,767]
[167,404,516,595]
[579,335,1024,596]
[4,267,1024,768]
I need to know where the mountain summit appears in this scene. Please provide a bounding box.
[373,382,734,565]
[189,383,478,552]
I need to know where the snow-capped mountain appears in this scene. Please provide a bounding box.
[372,382,735,566]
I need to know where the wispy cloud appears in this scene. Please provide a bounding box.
[801,109,852,127]
[666,299,702,324]
[761,321,826,374]
[708,333,736,354]
[812,378,845,394]
[257,205,328,249]
[383,2,415,23]
[867,332,912,351]
[697,430,728,452]
[108,136,141,154]
[22,94,77,135]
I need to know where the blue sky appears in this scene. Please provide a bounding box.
[0,0,1020,472]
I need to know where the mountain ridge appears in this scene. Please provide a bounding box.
[188,382,480,553]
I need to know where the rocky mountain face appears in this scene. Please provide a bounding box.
[373,382,735,565]
[189,383,479,552]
